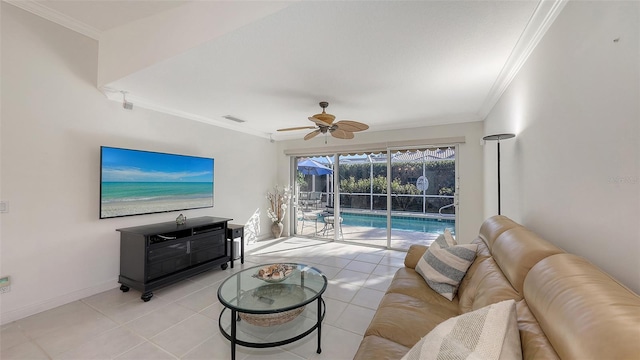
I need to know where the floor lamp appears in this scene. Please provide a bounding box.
[483,133,515,215]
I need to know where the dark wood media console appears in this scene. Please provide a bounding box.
[117,216,232,301]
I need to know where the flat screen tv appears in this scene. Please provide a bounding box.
[100,146,214,219]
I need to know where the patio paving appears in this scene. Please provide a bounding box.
[295,220,439,250]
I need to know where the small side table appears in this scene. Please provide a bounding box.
[226,224,245,268]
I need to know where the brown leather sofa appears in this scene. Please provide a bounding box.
[354,215,640,359]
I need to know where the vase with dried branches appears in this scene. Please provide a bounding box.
[266,185,291,238]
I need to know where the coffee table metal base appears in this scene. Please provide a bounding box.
[219,297,326,360]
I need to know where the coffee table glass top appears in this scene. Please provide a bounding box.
[217,263,327,314]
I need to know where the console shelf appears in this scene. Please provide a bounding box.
[117,216,232,302]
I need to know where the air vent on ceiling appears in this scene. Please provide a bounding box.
[222,115,246,123]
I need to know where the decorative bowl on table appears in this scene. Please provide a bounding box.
[253,264,296,283]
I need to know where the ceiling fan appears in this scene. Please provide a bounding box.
[277,101,369,141]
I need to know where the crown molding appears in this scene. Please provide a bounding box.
[4,0,102,40]
[479,0,568,118]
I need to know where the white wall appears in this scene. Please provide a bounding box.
[278,121,485,246]
[0,4,279,324]
[484,1,640,292]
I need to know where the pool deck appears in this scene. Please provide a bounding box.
[296,210,451,250]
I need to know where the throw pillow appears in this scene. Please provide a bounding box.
[430,231,456,250]
[443,228,456,246]
[402,299,522,360]
[415,239,477,301]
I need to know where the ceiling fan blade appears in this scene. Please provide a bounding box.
[277,126,317,132]
[304,129,321,140]
[334,120,369,132]
[331,129,355,139]
[308,116,332,127]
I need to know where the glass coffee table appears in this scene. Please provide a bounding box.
[217,263,327,360]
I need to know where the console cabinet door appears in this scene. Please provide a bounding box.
[190,231,226,265]
[147,240,190,280]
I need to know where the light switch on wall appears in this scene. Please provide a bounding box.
[0,201,8,213]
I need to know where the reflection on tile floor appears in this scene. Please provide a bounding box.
[1,238,410,360]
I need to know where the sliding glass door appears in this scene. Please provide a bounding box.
[291,146,457,251]
[337,152,389,247]
[388,148,456,249]
[292,155,333,238]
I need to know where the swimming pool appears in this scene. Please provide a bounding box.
[340,212,455,234]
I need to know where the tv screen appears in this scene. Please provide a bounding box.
[100,146,214,219]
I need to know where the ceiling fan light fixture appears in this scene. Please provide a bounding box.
[312,113,336,124]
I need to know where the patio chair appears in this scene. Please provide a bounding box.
[309,192,322,209]
[322,215,343,238]
[297,209,319,235]
[299,192,310,209]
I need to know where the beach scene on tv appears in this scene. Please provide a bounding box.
[100,147,214,219]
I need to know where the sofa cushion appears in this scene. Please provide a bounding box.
[457,257,520,313]
[415,240,477,300]
[404,244,429,269]
[524,254,640,359]
[491,227,564,294]
[364,292,460,348]
[387,268,462,308]
[402,299,521,360]
[457,224,564,313]
[515,300,560,360]
[477,215,521,248]
[473,236,492,258]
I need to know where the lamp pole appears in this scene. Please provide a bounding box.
[483,133,515,215]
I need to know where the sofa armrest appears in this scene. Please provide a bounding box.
[404,245,428,269]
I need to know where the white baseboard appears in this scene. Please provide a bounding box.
[1,235,276,325]
[0,278,118,325]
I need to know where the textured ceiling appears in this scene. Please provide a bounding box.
[14,1,562,141]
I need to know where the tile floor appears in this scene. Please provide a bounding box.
[1,238,407,360]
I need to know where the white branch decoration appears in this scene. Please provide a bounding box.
[266,185,291,224]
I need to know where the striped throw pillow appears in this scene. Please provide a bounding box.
[430,231,456,249]
[415,236,477,301]
[443,228,456,246]
[402,299,522,360]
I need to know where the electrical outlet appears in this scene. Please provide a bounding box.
[0,285,10,294]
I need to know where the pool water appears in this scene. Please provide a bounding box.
[340,213,455,234]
